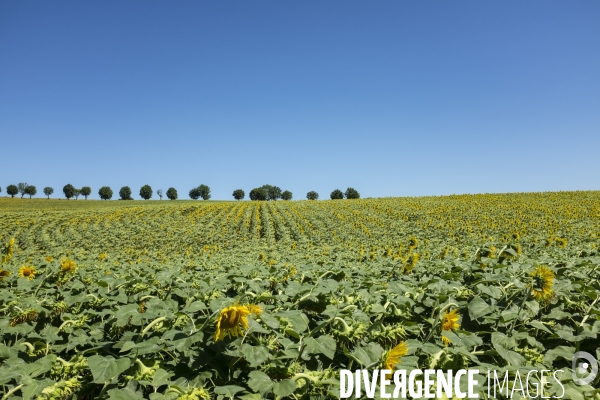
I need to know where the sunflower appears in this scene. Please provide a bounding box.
[441,309,461,346]
[19,266,36,280]
[383,341,408,374]
[60,259,77,274]
[45,256,53,263]
[0,269,11,280]
[214,304,250,342]
[530,265,554,301]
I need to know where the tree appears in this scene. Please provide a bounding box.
[157,189,163,200]
[74,189,82,200]
[81,186,91,200]
[345,187,360,199]
[139,185,153,200]
[18,182,28,198]
[233,189,245,201]
[330,189,344,200]
[99,186,113,200]
[24,185,37,198]
[119,186,132,200]
[7,185,18,198]
[43,187,54,199]
[281,190,293,200]
[261,185,282,201]
[166,187,178,200]
[63,184,75,200]
[198,184,211,200]
[306,191,319,200]
[189,187,200,200]
[249,188,267,201]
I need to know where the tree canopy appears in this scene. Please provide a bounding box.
[81,186,92,199]
[330,189,344,200]
[233,189,245,201]
[43,187,54,199]
[63,184,75,200]
[306,191,319,200]
[139,185,153,200]
[166,187,178,200]
[98,186,113,200]
[119,186,133,200]
[7,185,18,198]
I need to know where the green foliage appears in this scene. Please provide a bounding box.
[24,185,37,199]
[189,187,200,200]
[98,186,113,200]
[281,190,293,200]
[345,187,360,199]
[260,185,282,201]
[73,188,82,200]
[7,184,18,198]
[119,186,133,200]
[43,187,54,199]
[63,184,75,200]
[139,184,153,200]
[330,189,343,200]
[18,182,28,198]
[233,189,245,201]
[306,191,319,200]
[0,192,599,399]
[81,186,92,200]
[166,187,178,200]
[198,184,211,200]
[249,188,267,201]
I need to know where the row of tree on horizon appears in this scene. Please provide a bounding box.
[0,184,361,201]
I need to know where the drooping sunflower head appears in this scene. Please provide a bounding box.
[19,266,36,280]
[0,269,11,280]
[383,341,408,372]
[60,259,77,274]
[99,253,107,261]
[530,265,554,301]
[214,304,251,342]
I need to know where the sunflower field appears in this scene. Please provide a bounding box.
[0,192,599,399]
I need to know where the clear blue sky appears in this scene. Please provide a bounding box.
[1,1,599,200]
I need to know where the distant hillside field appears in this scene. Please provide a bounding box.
[0,192,599,266]
[0,192,599,398]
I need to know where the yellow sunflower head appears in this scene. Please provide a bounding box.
[442,309,461,332]
[383,341,408,372]
[60,259,77,274]
[45,256,53,263]
[214,304,251,342]
[0,269,11,280]
[530,265,555,301]
[18,266,36,280]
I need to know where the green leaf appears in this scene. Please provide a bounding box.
[152,368,173,389]
[88,355,131,384]
[273,379,297,397]
[241,344,270,367]
[247,371,274,394]
[468,296,492,320]
[214,385,245,398]
[303,335,336,360]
